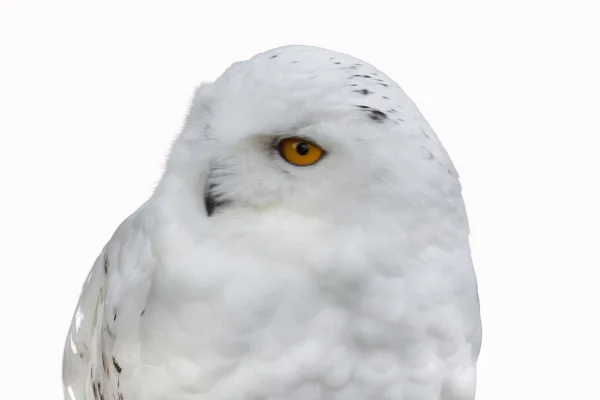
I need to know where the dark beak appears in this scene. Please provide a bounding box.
[204,181,220,217]
[204,173,230,217]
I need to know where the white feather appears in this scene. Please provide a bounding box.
[63,45,481,400]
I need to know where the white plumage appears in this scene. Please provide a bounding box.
[62,45,482,400]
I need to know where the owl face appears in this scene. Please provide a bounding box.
[164,45,462,229]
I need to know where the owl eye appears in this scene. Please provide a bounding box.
[277,137,325,166]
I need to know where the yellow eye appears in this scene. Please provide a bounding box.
[277,137,325,166]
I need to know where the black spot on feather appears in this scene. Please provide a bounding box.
[355,105,388,123]
[369,109,387,122]
[92,381,105,400]
[421,145,434,159]
[112,356,123,374]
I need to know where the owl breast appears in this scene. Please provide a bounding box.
[126,217,477,400]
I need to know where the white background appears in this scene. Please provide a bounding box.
[1,0,599,398]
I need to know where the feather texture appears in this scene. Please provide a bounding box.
[62,45,482,400]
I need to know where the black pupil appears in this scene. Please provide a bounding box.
[296,142,310,156]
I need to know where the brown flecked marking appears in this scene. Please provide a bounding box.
[92,381,104,400]
[112,356,123,374]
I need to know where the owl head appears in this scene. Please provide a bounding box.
[156,45,466,245]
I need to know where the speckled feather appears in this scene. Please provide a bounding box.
[63,45,482,400]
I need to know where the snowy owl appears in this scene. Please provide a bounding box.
[62,45,482,400]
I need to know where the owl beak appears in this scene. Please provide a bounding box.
[203,170,230,217]
[204,181,219,217]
